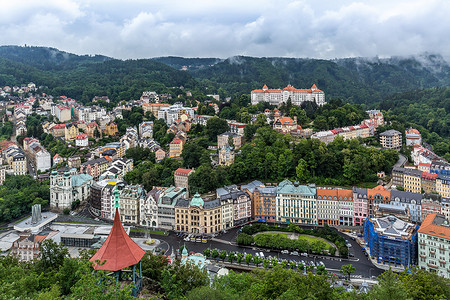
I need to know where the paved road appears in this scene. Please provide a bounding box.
[150,227,383,278]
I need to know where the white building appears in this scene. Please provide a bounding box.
[251,84,326,106]
[140,188,160,227]
[23,138,51,172]
[405,128,422,146]
[216,185,251,226]
[75,134,89,147]
[276,179,317,225]
[50,170,93,210]
[157,104,195,125]
[418,214,450,279]
[139,121,153,138]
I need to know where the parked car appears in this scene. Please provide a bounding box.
[291,251,299,256]
[301,252,308,257]
[281,250,289,254]
[260,252,265,258]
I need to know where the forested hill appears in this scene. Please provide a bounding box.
[0,45,111,70]
[1,46,450,105]
[152,56,223,71]
[0,46,198,103]
[184,54,450,104]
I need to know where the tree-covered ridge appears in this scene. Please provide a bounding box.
[0,45,111,70]
[152,56,223,71]
[377,87,450,160]
[189,54,450,103]
[2,46,450,105]
[0,50,199,104]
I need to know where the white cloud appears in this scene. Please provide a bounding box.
[0,0,449,59]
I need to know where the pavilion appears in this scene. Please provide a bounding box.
[90,190,145,296]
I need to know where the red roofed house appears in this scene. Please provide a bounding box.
[169,138,183,158]
[75,133,88,148]
[251,84,326,106]
[417,213,450,278]
[90,190,145,296]
[272,111,300,134]
[174,168,194,197]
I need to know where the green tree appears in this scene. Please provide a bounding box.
[340,264,356,281]
[206,116,229,141]
[369,269,410,300]
[203,248,211,258]
[211,249,219,259]
[219,250,227,261]
[296,158,310,182]
[37,239,69,272]
[245,254,253,265]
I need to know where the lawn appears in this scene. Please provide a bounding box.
[298,235,323,243]
[255,232,288,238]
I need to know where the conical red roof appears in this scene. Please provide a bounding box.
[90,209,145,271]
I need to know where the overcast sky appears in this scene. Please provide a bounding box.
[0,0,448,59]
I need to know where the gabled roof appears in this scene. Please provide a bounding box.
[90,208,145,271]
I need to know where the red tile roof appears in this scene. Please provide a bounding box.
[418,214,450,239]
[175,168,193,175]
[90,209,145,271]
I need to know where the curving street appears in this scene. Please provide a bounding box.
[149,227,383,279]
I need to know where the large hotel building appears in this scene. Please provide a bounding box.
[251,84,326,106]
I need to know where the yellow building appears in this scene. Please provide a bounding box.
[64,123,79,141]
[436,174,450,198]
[403,169,423,193]
[142,103,170,117]
[175,193,222,234]
[169,138,183,158]
[103,121,118,136]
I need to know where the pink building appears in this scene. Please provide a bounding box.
[353,187,368,226]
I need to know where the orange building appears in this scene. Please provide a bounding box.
[317,188,353,226]
[367,185,391,217]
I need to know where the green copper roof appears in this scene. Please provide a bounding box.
[277,179,316,195]
[190,193,204,207]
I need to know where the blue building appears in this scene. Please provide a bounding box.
[363,215,418,268]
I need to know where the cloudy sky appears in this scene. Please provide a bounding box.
[0,0,448,59]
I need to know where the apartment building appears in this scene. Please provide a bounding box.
[169,139,183,158]
[175,193,222,234]
[421,172,437,194]
[157,187,187,229]
[117,184,145,225]
[436,174,450,198]
[217,132,242,149]
[403,169,423,193]
[379,129,402,150]
[276,179,317,225]
[418,214,450,278]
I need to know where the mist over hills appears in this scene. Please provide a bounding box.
[0,45,449,104]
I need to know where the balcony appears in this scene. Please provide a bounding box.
[427,263,438,269]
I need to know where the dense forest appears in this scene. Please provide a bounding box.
[0,175,49,223]
[1,46,450,105]
[377,87,450,160]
